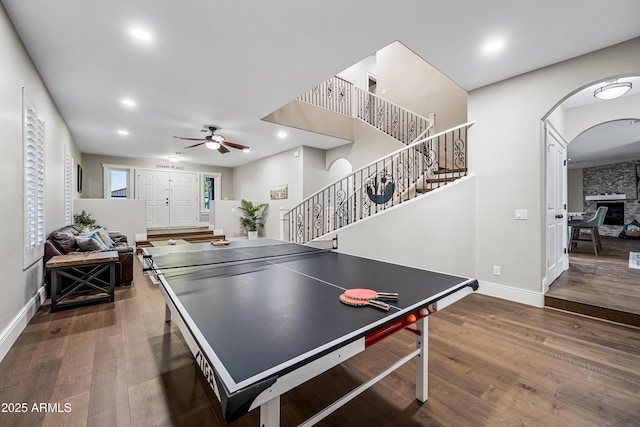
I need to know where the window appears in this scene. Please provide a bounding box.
[23,93,45,268]
[102,164,134,199]
[110,170,128,198]
[65,152,73,224]
[201,173,222,212]
[203,176,214,212]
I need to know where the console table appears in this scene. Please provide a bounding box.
[45,251,118,312]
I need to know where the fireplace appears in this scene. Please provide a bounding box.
[597,202,624,226]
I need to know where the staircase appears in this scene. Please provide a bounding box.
[297,75,435,147]
[136,228,225,253]
[283,122,474,243]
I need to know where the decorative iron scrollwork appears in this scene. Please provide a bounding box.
[391,112,399,136]
[454,138,465,169]
[335,189,350,224]
[408,120,416,141]
[313,203,323,230]
[365,170,395,205]
[394,156,415,192]
[424,143,439,173]
[296,212,304,238]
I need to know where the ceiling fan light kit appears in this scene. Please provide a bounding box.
[593,80,632,100]
[173,125,249,154]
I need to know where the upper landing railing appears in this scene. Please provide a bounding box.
[297,76,434,147]
[282,122,474,244]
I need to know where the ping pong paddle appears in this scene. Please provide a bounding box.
[212,240,230,246]
[339,293,390,311]
[344,288,398,301]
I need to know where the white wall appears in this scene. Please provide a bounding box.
[211,200,244,239]
[81,153,234,200]
[567,169,584,213]
[74,199,146,246]
[0,4,81,361]
[326,119,406,171]
[233,147,304,238]
[564,93,640,142]
[468,37,640,305]
[376,41,467,133]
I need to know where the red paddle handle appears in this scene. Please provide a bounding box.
[365,305,436,348]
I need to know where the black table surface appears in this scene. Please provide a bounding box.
[155,241,476,392]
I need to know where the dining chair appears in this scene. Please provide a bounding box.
[569,206,608,255]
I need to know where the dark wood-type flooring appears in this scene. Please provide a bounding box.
[1,256,639,426]
[546,236,640,326]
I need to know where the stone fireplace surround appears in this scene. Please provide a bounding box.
[582,161,640,237]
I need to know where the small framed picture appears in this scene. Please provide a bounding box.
[77,164,83,193]
[270,184,288,200]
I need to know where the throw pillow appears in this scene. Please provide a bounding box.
[618,219,640,239]
[76,235,107,251]
[94,228,115,247]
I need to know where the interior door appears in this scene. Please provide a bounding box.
[545,123,568,289]
[137,170,170,228]
[169,172,199,227]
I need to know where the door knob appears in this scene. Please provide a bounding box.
[555,214,564,219]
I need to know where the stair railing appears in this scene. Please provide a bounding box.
[282,122,474,243]
[297,76,353,117]
[354,87,433,146]
[298,77,434,147]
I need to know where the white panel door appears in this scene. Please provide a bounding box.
[137,170,170,228]
[169,172,198,227]
[545,124,568,289]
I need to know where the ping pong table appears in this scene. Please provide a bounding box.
[142,238,478,426]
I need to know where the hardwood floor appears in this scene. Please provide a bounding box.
[0,257,639,426]
[546,236,640,326]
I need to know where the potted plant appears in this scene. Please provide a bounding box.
[73,210,100,231]
[239,199,267,239]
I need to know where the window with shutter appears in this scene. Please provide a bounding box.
[23,92,45,269]
[65,152,73,224]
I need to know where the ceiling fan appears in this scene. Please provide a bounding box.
[173,125,249,154]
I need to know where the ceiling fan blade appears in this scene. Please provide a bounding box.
[174,136,206,141]
[220,140,249,150]
[184,142,206,149]
[218,144,230,154]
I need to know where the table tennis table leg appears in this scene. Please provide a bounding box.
[164,304,171,322]
[416,316,428,402]
[259,395,280,427]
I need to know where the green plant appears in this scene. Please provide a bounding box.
[73,210,100,229]
[239,199,267,232]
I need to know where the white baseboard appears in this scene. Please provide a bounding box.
[0,286,46,363]
[477,280,545,308]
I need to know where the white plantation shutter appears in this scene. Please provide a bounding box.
[65,152,73,224]
[23,94,45,268]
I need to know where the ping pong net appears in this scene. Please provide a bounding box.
[145,240,332,272]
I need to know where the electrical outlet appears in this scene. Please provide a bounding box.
[515,209,528,220]
[493,265,501,276]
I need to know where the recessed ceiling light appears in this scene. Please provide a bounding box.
[117,129,129,136]
[483,39,504,53]
[130,27,151,41]
[121,98,136,108]
[242,147,250,153]
[277,131,287,139]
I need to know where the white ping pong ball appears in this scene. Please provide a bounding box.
[419,308,429,317]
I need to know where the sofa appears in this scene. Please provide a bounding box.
[44,225,134,294]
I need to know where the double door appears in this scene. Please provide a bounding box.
[137,170,199,228]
